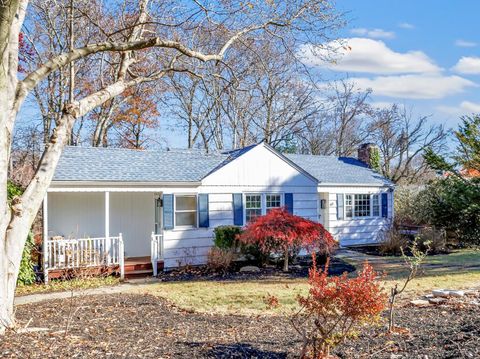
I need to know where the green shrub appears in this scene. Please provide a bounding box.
[213,225,243,249]
[393,185,439,227]
[212,226,270,266]
[7,181,36,285]
[17,233,36,285]
[418,177,480,245]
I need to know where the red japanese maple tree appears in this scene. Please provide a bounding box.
[238,207,336,271]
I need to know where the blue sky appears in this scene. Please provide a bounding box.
[162,1,480,147]
[311,0,480,129]
[19,1,480,148]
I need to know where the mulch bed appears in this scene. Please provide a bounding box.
[156,257,356,282]
[1,294,479,358]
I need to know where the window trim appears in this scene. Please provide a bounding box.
[265,193,283,213]
[174,194,198,229]
[245,193,263,224]
[344,193,383,219]
[243,192,285,224]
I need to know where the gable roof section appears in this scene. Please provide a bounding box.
[202,142,319,184]
[285,154,393,186]
[53,146,228,182]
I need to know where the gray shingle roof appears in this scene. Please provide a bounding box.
[53,145,393,186]
[285,154,393,186]
[53,146,229,182]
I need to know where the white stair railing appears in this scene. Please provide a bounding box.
[150,232,164,276]
[44,233,124,284]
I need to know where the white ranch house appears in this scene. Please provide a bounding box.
[43,142,394,281]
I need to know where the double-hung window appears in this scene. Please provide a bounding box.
[245,193,283,223]
[266,194,282,213]
[345,194,381,219]
[372,194,380,217]
[175,195,197,227]
[245,194,262,223]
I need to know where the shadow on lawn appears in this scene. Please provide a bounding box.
[184,342,288,358]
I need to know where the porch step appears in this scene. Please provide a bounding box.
[125,262,153,272]
[124,257,164,279]
[125,269,154,279]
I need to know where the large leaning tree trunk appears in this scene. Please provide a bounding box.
[0,0,340,333]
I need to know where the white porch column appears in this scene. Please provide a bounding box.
[43,193,49,284]
[105,191,111,264]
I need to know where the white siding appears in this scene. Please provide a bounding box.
[110,192,154,257]
[47,192,155,258]
[163,144,319,268]
[202,144,317,188]
[48,192,104,239]
[321,186,393,246]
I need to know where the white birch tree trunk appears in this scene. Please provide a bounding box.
[0,0,327,334]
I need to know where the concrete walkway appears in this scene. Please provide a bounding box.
[15,278,160,306]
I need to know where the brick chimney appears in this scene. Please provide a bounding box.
[357,143,379,169]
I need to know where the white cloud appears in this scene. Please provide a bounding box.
[350,28,395,39]
[398,22,415,29]
[460,100,480,113]
[300,38,441,75]
[455,39,477,48]
[437,101,480,116]
[452,56,480,74]
[350,74,476,99]
[436,105,462,116]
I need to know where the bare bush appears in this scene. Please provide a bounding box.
[417,227,447,254]
[378,226,409,256]
[207,248,237,273]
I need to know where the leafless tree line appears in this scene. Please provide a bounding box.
[2,0,344,331]
[12,0,445,191]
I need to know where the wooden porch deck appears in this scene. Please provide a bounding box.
[46,256,163,280]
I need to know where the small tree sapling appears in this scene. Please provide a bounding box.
[387,238,429,332]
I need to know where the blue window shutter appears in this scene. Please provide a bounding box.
[233,193,243,226]
[285,193,294,214]
[163,194,174,230]
[381,193,388,218]
[336,194,344,220]
[198,194,209,228]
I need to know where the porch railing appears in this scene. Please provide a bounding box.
[151,232,164,276]
[44,233,124,283]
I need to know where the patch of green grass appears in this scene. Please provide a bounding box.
[423,249,480,267]
[137,249,480,315]
[15,276,120,296]
[139,279,308,315]
[138,270,480,316]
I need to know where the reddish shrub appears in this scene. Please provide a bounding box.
[294,255,387,358]
[238,207,336,271]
